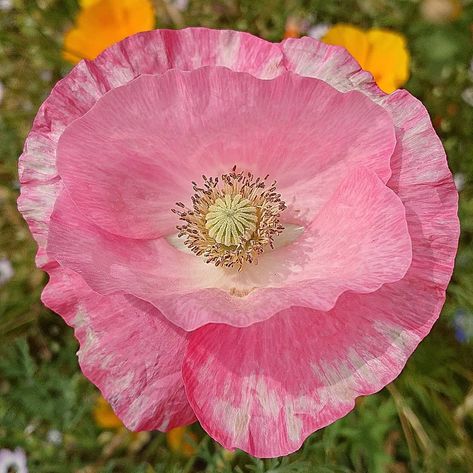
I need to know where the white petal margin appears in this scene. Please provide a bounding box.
[183,297,435,458]
[42,265,195,431]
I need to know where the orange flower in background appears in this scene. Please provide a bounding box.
[93,394,198,456]
[284,16,301,39]
[94,396,198,455]
[322,24,410,93]
[63,0,155,64]
[284,16,311,39]
[166,426,198,457]
[93,395,124,430]
[80,0,101,6]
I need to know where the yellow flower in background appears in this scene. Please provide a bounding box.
[322,24,410,93]
[63,0,155,64]
[166,426,198,457]
[93,395,124,430]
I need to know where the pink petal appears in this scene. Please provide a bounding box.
[182,291,437,457]
[183,36,460,457]
[17,178,61,268]
[18,28,284,265]
[57,66,395,239]
[379,90,459,298]
[281,36,381,94]
[47,166,411,331]
[42,265,195,431]
[46,188,291,329]
[257,165,412,294]
[281,35,459,302]
[96,28,284,79]
[46,189,217,300]
[182,37,458,458]
[20,29,282,185]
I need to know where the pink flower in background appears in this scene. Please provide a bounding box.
[18,28,459,457]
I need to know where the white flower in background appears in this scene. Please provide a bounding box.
[0,258,14,285]
[47,429,63,445]
[454,173,465,192]
[23,424,36,436]
[0,448,28,473]
[420,0,462,23]
[40,70,52,82]
[0,81,4,105]
[462,87,473,107]
[0,0,12,11]
[307,23,330,40]
[171,0,188,11]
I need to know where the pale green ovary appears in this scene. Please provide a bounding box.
[205,194,257,246]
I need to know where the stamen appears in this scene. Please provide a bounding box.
[173,167,286,270]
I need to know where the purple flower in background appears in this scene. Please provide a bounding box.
[453,309,473,343]
[0,448,28,473]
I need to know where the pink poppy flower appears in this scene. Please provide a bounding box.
[18,28,459,457]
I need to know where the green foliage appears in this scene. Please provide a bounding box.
[1,0,473,472]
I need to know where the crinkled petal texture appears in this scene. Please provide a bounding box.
[42,266,195,431]
[18,28,459,457]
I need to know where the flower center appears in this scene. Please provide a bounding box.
[205,194,257,246]
[173,167,286,270]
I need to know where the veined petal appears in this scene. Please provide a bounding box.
[182,287,440,457]
[47,166,411,331]
[18,28,284,267]
[41,266,195,431]
[56,67,395,239]
[322,24,370,70]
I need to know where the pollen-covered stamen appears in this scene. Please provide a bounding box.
[173,167,286,269]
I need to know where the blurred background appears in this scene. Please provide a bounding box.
[1,1,473,472]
